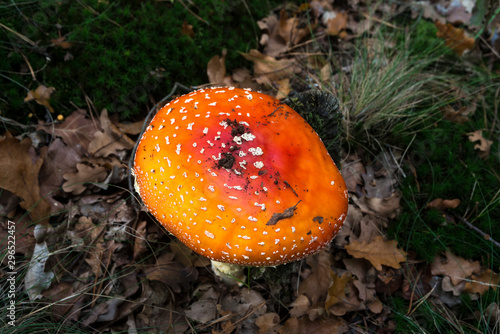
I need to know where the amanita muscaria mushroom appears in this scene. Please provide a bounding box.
[133,87,348,284]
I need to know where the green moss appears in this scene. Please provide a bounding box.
[388,115,500,268]
[0,0,288,121]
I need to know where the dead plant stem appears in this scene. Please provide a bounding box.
[454,214,500,249]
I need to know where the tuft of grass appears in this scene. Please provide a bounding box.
[333,23,458,149]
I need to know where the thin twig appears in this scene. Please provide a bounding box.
[454,214,500,249]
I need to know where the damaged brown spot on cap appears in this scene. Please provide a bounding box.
[313,216,324,223]
[217,152,235,169]
[267,201,301,226]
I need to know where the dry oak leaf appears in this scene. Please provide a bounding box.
[37,109,99,153]
[431,250,481,286]
[289,294,310,318]
[50,36,72,49]
[207,49,227,85]
[279,316,348,334]
[464,269,499,295]
[345,236,407,271]
[88,109,135,158]
[257,14,287,57]
[325,271,352,310]
[143,252,198,293]
[24,85,56,113]
[324,10,348,37]
[39,138,81,213]
[435,21,475,56]
[275,78,291,100]
[352,192,401,219]
[427,198,461,210]
[255,312,280,333]
[0,133,51,223]
[441,103,476,123]
[484,302,500,324]
[76,216,106,277]
[181,20,194,38]
[278,7,311,46]
[328,280,365,316]
[467,129,493,159]
[185,287,218,324]
[298,250,334,307]
[240,49,300,87]
[117,119,145,135]
[62,163,107,195]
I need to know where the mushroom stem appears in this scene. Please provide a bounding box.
[211,260,246,286]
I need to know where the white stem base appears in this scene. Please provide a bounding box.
[211,260,246,286]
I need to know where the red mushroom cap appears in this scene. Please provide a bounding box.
[133,87,348,266]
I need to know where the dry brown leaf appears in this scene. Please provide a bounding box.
[257,14,287,57]
[325,271,352,309]
[135,279,186,332]
[117,119,145,135]
[74,216,106,276]
[181,20,194,38]
[275,78,291,100]
[39,138,81,212]
[440,3,472,25]
[41,281,84,323]
[464,269,500,295]
[24,85,56,113]
[345,236,407,271]
[298,250,333,307]
[324,11,348,36]
[278,8,310,46]
[353,279,377,304]
[37,109,99,153]
[441,103,476,123]
[289,294,310,318]
[50,36,72,49]
[241,49,300,87]
[255,312,280,333]
[362,164,396,199]
[169,239,200,268]
[484,302,500,324]
[431,251,481,286]
[441,275,466,296]
[467,129,493,159]
[356,214,384,243]
[427,198,461,210]
[328,280,365,316]
[279,316,348,334]
[143,252,198,293]
[62,163,108,195]
[133,220,148,260]
[376,267,404,295]
[88,109,135,158]
[352,192,401,219]
[435,21,475,56]
[221,288,267,329]
[207,49,227,85]
[341,154,365,193]
[343,258,376,284]
[334,204,362,247]
[185,287,218,324]
[71,215,105,246]
[0,133,51,224]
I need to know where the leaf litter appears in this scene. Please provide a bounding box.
[1,0,499,333]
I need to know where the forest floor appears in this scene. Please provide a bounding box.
[1,1,500,333]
